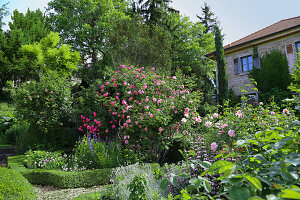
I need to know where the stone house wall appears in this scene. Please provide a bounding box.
[224,34,300,96]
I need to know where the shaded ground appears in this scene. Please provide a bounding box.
[34,185,105,200]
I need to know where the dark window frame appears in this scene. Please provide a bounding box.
[241,55,253,72]
[295,41,300,53]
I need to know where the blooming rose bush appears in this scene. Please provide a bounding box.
[78,65,201,162]
[14,72,73,134]
[192,102,297,153]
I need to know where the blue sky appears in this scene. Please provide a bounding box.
[1,0,300,45]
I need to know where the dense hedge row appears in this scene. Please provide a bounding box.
[0,167,36,200]
[7,155,160,189]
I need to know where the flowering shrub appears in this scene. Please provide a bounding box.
[25,150,67,170]
[14,72,73,133]
[73,133,133,170]
[206,119,300,199]
[79,65,201,162]
[196,102,297,152]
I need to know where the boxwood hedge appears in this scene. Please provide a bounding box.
[0,167,36,200]
[7,155,160,189]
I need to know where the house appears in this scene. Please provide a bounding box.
[206,16,300,99]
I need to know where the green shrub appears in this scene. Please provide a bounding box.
[22,168,113,188]
[7,155,113,188]
[4,122,28,145]
[0,167,36,200]
[0,115,15,136]
[250,49,291,93]
[7,155,27,173]
[259,87,291,107]
[13,72,73,134]
[25,150,67,170]
[16,125,39,154]
[111,163,162,199]
[74,134,137,170]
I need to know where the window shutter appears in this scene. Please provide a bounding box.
[286,44,294,54]
[234,59,238,74]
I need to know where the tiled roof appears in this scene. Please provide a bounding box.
[224,16,300,50]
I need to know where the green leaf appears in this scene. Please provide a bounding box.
[229,186,250,200]
[198,161,211,169]
[266,194,282,200]
[202,179,211,193]
[237,140,246,146]
[160,179,169,191]
[228,174,244,186]
[178,173,188,178]
[280,165,296,182]
[189,178,201,189]
[279,188,300,199]
[249,196,264,200]
[285,158,300,167]
[170,174,178,186]
[208,160,235,174]
[245,174,262,191]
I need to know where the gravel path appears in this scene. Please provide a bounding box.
[34,185,105,200]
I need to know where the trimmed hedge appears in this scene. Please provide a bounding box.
[7,155,160,189]
[0,167,36,200]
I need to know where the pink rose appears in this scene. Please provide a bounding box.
[228,129,235,137]
[211,142,218,151]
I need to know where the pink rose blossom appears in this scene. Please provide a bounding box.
[222,124,228,129]
[151,67,155,71]
[283,108,290,114]
[211,142,218,151]
[228,129,235,137]
[205,121,212,128]
[125,140,129,144]
[159,127,163,132]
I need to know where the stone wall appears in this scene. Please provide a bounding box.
[223,34,300,96]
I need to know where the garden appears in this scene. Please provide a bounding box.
[0,0,299,200]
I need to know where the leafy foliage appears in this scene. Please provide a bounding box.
[196,2,218,34]
[21,32,80,78]
[14,72,73,134]
[214,25,228,108]
[289,51,300,93]
[0,167,36,200]
[251,50,291,93]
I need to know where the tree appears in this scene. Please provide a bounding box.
[135,0,178,26]
[251,50,291,93]
[8,9,51,44]
[4,9,52,82]
[106,15,172,70]
[0,2,9,30]
[0,3,9,94]
[196,2,218,34]
[289,52,300,93]
[47,0,127,66]
[21,32,80,79]
[214,25,228,107]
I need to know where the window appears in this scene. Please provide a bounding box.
[241,55,253,72]
[296,41,300,53]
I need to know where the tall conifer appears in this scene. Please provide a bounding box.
[214,25,228,108]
